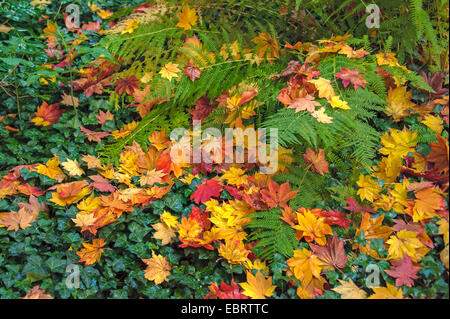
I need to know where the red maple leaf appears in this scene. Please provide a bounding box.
[303,147,329,175]
[88,175,116,192]
[184,63,201,82]
[115,76,140,95]
[190,206,211,230]
[334,67,367,90]
[260,180,298,208]
[313,209,351,228]
[189,96,218,121]
[343,197,377,214]
[190,178,223,204]
[427,135,449,174]
[206,281,249,299]
[385,254,420,287]
[310,235,348,270]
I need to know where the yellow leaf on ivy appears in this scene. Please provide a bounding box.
[142,251,172,285]
[239,270,275,299]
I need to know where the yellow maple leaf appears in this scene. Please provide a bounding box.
[159,62,181,81]
[239,270,275,299]
[97,9,113,20]
[152,222,177,245]
[386,230,429,262]
[61,159,85,177]
[218,239,250,264]
[376,52,399,67]
[332,279,367,299]
[142,251,172,285]
[160,211,179,229]
[308,78,335,100]
[385,86,416,122]
[77,193,101,212]
[372,154,402,183]
[438,219,449,245]
[121,19,139,35]
[293,209,332,245]
[379,127,417,158]
[36,155,66,182]
[221,167,248,186]
[76,238,106,266]
[286,248,323,285]
[30,0,51,9]
[328,95,350,110]
[50,181,92,206]
[368,283,404,299]
[88,2,100,11]
[176,5,197,31]
[356,174,381,202]
[441,245,449,269]
[421,114,444,135]
[252,33,279,63]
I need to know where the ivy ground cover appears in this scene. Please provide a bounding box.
[0,0,448,300]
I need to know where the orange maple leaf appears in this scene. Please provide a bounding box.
[142,251,172,285]
[77,238,106,266]
[303,148,329,175]
[260,180,298,208]
[30,101,66,126]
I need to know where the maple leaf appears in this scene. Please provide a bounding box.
[411,187,445,222]
[97,9,113,19]
[18,195,48,217]
[81,21,101,32]
[332,279,367,299]
[142,251,172,285]
[356,174,381,202]
[49,180,91,206]
[385,254,420,287]
[72,212,97,235]
[22,286,53,299]
[357,213,394,241]
[35,155,66,182]
[303,148,329,175]
[80,126,111,142]
[121,19,139,34]
[61,93,79,108]
[239,271,275,299]
[437,219,449,246]
[140,169,166,186]
[77,238,106,266]
[310,235,348,270]
[152,222,177,245]
[176,5,197,31]
[81,155,102,169]
[159,62,181,81]
[328,95,350,110]
[385,86,416,122]
[311,107,333,123]
[189,96,219,121]
[287,95,320,113]
[427,135,449,174]
[252,33,280,62]
[308,77,335,100]
[293,208,332,245]
[368,283,404,299]
[96,110,114,125]
[313,209,351,228]
[386,230,429,262]
[61,159,85,176]
[334,67,367,90]
[0,208,37,231]
[260,180,298,208]
[343,197,377,214]
[88,175,116,193]
[421,115,444,135]
[286,248,323,285]
[115,76,140,95]
[280,205,297,227]
[206,281,249,299]
[184,62,201,81]
[31,101,66,127]
[190,178,223,204]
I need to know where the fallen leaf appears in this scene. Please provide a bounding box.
[142,251,172,285]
